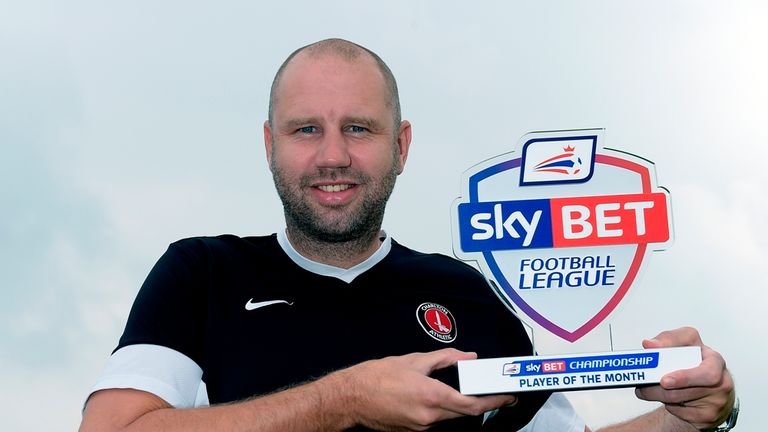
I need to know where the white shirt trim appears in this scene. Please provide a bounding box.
[88,344,209,408]
[519,393,585,432]
[276,228,391,283]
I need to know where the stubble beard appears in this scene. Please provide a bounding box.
[271,153,398,246]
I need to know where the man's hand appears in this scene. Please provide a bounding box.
[81,348,517,432]
[635,327,735,430]
[334,348,517,431]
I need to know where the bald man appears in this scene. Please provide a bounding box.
[81,39,735,432]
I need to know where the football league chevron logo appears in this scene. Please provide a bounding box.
[452,129,673,342]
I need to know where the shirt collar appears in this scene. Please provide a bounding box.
[276,229,392,283]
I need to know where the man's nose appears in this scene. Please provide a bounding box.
[315,130,352,168]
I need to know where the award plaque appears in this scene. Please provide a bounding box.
[451,129,701,394]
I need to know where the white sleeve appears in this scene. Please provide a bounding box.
[518,393,586,432]
[87,344,209,408]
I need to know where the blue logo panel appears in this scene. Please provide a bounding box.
[508,352,660,377]
[458,199,553,252]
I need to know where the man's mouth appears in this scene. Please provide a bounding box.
[317,184,353,193]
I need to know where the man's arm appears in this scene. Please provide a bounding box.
[594,327,735,432]
[80,348,517,432]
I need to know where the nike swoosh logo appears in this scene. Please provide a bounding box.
[244,299,293,311]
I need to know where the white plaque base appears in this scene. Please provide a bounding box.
[458,346,701,395]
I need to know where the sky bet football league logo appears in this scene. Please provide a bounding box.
[452,129,673,342]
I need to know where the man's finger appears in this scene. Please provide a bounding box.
[442,391,518,417]
[636,384,717,404]
[642,326,703,349]
[411,348,477,374]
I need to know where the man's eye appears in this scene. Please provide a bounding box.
[299,126,316,134]
[348,125,367,133]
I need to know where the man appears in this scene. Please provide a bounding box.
[80,39,736,431]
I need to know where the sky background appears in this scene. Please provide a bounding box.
[1,1,765,430]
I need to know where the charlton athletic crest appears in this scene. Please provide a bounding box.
[417,302,458,343]
[452,129,673,342]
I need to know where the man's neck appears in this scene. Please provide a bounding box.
[284,226,383,269]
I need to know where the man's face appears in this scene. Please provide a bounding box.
[265,53,411,243]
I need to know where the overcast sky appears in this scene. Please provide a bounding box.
[1,1,765,430]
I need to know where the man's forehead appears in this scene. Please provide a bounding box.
[272,52,391,121]
[278,50,384,91]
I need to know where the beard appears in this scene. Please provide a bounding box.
[271,152,399,244]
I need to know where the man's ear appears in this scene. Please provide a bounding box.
[264,120,274,171]
[395,120,412,174]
